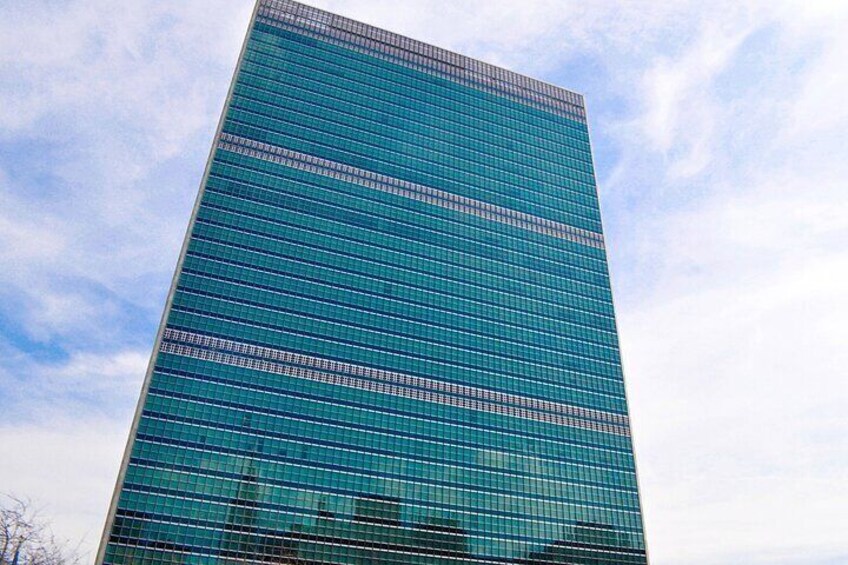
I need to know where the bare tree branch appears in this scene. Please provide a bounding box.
[0,495,80,565]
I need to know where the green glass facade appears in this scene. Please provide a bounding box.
[97,1,648,563]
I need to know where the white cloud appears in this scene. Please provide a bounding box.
[637,23,753,178]
[608,3,848,563]
[0,347,146,561]
[623,241,848,563]
[0,0,255,345]
[0,344,147,420]
[0,418,132,563]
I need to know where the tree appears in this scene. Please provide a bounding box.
[0,496,80,565]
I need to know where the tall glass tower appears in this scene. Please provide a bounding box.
[97,1,649,563]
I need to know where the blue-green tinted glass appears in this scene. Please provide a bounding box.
[100,1,648,564]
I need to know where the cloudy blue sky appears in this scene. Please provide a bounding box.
[1,1,846,563]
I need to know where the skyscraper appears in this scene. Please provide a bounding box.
[97,1,649,563]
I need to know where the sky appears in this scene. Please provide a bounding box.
[0,0,846,563]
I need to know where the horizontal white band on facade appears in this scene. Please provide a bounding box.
[161,328,630,436]
[256,0,586,122]
[217,133,605,249]
[158,341,630,438]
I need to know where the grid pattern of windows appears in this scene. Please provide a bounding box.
[217,133,605,249]
[256,0,586,121]
[98,1,649,564]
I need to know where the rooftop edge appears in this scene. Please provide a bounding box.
[257,0,587,122]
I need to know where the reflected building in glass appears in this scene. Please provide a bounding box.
[97,0,650,563]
